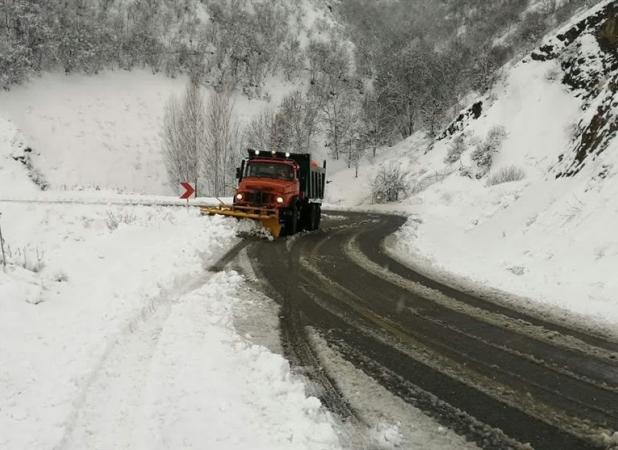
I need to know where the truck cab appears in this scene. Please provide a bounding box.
[234,150,326,235]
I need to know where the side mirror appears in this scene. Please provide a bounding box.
[237,160,246,180]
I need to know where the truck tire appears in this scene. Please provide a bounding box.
[304,203,321,231]
[285,204,299,236]
[315,204,322,230]
[300,204,312,231]
[311,204,321,231]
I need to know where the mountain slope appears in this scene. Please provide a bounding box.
[331,0,618,329]
[0,71,300,195]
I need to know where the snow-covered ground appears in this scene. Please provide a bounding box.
[1,1,615,447]
[0,79,342,449]
[0,70,298,195]
[0,198,347,450]
[328,0,618,331]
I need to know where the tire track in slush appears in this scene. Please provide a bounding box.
[248,239,359,422]
[249,212,618,450]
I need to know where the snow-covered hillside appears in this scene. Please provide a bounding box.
[0,72,184,194]
[0,0,344,197]
[0,71,301,195]
[330,0,618,329]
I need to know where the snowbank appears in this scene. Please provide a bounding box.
[0,203,234,448]
[136,272,340,450]
[0,201,340,450]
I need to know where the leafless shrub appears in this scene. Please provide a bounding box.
[54,271,69,282]
[459,165,474,178]
[444,134,467,164]
[487,165,526,185]
[105,210,137,231]
[471,126,508,177]
[372,166,409,203]
[5,245,45,273]
[560,196,585,225]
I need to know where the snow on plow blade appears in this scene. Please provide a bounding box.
[200,204,282,238]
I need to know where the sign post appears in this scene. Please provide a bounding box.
[180,182,195,208]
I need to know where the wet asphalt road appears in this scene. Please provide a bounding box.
[242,212,618,450]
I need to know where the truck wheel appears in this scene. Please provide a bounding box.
[300,204,311,231]
[315,205,322,230]
[286,205,299,236]
[308,204,319,231]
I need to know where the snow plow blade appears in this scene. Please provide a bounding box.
[200,205,282,238]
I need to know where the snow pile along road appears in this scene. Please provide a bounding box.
[134,272,340,450]
[0,202,231,449]
[0,201,340,450]
[0,64,341,450]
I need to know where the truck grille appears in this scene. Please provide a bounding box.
[245,191,273,205]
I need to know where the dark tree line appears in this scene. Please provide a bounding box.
[0,0,308,90]
[336,0,602,142]
[3,0,604,188]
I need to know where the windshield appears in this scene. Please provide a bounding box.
[246,162,294,180]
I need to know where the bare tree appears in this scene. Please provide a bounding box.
[162,81,205,195]
[277,90,321,154]
[346,122,367,178]
[244,109,278,151]
[372,165,409,203]
[203,90,240,196]
[361,90,392,157]
[322,91,358,161]
[244,91,321,156]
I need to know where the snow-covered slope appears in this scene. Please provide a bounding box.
[0,72,184,195]
[331,0,618,329]
[0,0,344,197]
[0,71,299,195]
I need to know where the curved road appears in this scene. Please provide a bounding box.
[243,212,618,450]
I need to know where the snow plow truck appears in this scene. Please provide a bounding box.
[201,150,326,238]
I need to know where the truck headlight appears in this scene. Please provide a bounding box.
[276,196,284,204]
[236,193,243,201]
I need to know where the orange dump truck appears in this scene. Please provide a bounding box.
[202,150,326,238]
